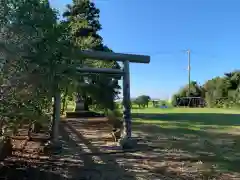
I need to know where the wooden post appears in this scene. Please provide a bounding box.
[122,60,131,138]
[53,92,61,143]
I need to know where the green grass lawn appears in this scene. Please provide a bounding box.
[132,107,240,135]
[131,107,240,177]
[132,106,240,114]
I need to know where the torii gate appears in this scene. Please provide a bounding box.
[53,50,150,148]
[0,42,150,148]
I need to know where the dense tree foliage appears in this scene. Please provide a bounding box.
[0,0,120,135]
[0,0,61,134]
[172,70,240,108]
[62,0,121,112]
[204,70,240,108]
[171,81,205,107]
[133,95,151,108]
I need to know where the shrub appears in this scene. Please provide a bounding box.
[106,109,122,129]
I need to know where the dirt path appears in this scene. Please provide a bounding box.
[57,120,139,180]
[3,117,238,179]
[57,119,173,180]
[1,119,155,180]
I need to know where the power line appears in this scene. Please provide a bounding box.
[91,0,110,3]
[121,50,184,57]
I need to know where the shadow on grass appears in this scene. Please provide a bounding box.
[132,113,240,126]
[132,119,240,174]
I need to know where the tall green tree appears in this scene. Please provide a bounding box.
[0,0,78,133]
[0,0,122,135]
[63,0,102,49]
[62,0,121,112]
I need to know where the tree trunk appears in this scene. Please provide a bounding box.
[61,87,68,115]
[0,119,4,136]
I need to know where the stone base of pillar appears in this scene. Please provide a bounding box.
[119,136,138,150]
[45,140,62,154]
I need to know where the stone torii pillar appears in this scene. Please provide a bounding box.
[122,60,131,138]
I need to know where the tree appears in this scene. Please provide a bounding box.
[172,81,205,106]
[0,0,62,135]
[63,0,102,49]
[172,70,240,108]
[177,81,204,98]
[0,0,124,139]
[134,95,151,108]
[0,0,82,136]
[62,0,121,112]
[203,70,240,108]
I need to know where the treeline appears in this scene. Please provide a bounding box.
[172,70,240,108]
[129,95,169,108]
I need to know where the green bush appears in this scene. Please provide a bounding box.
[106,109,122,129]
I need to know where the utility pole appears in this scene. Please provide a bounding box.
[187,50,191,96]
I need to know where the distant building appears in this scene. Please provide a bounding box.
[151,99,160,107]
